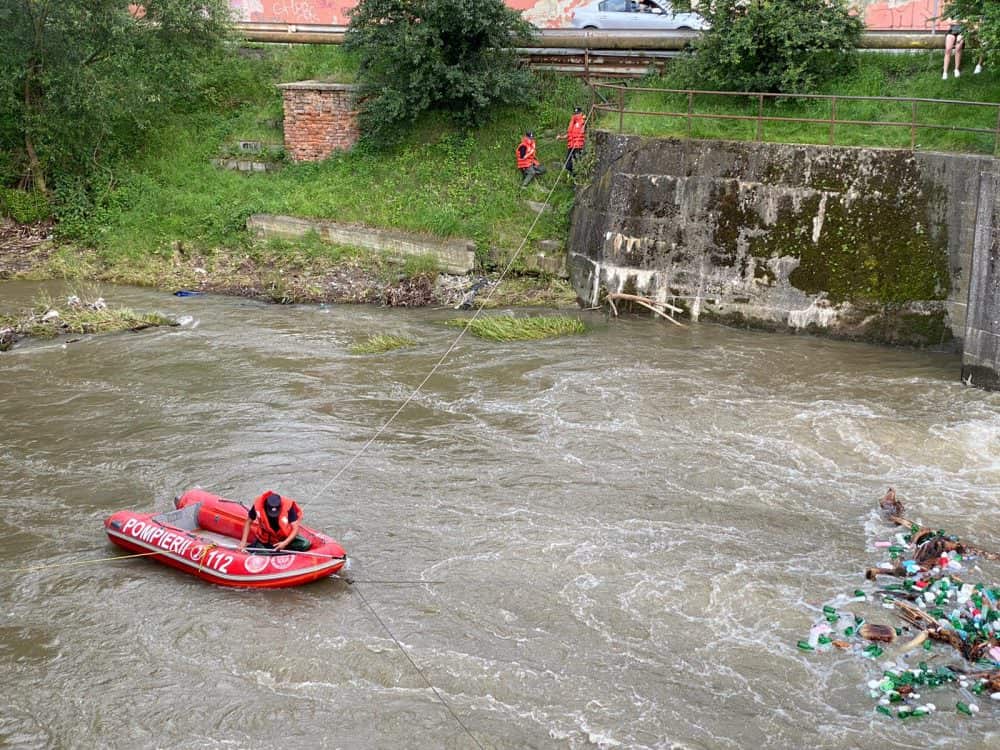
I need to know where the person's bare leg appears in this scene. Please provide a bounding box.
[944,34,956,78]
[954,37,964,76]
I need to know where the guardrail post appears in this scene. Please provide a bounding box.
[829,97,837,145]
[756,94,764,141]
[687,91,693,139]
[995,106,1000,156]
[618,87,624,133]
[911,101,918,150]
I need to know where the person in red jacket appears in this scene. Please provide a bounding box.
[238,491,311,552]
[515,130,545,187]
[557,107,587,174]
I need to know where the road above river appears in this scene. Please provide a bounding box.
[2,281,998,749]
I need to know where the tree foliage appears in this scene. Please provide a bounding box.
[345,0,535,145]
[944,0,1000,70]
[688,0,864,93]
[0,0,232,194]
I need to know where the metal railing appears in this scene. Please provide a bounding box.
[592,83,1000,154]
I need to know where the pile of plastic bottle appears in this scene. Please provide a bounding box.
[799,522,1000,719]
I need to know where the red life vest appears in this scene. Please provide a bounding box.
[566,113,587,149]
[251,492,301,545]
[516,137,539,169]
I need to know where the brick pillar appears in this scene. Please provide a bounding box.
[277,82,361,162]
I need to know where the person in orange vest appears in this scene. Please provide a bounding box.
[238,491,311,552]
[515,130,545,187]
[557,107,587,174]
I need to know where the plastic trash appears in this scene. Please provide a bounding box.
[174,290,204,297]
[956,701,974,715]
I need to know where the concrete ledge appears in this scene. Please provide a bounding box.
[277,81,359,92]
[247,214,475,275]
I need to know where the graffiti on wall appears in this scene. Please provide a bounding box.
[232,0,952,31]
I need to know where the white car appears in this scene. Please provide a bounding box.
[570,0,708,31]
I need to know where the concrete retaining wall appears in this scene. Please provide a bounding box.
[961,171,1000,389]
[569,133,1000,385]
[570,134,990,340]
[247,214,475,275]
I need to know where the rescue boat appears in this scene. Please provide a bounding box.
[104,488,348,588]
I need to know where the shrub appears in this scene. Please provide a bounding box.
[0,187,52,223]
[345,0,535,144]
[688,0,864,93]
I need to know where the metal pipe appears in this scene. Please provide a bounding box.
[234,23,948,50]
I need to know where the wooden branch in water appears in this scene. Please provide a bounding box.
[608,292,683,314]
[881,490,1000,561]
[606,293,686,328]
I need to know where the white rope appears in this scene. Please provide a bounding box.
[307,112,589,503]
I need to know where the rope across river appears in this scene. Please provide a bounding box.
[308,116,588,749]
[13,109,591,750]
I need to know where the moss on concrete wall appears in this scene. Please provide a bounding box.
[569,133,987,348]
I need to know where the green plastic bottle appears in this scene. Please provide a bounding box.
[796,640,814,651]
[957,701,973,716]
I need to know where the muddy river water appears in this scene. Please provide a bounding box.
[1,281,998,749]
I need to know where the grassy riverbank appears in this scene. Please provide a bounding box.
[50,45,586,290]
[2,47,998,308]
[602,52,999,153]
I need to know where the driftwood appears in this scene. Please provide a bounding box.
[897,630,929,654]
[606,293,687,328]
[873,490,1000,687]
[866,565,907,581]
[881,487,1000,561]
[893,601,997,663]
[859,623,896,643]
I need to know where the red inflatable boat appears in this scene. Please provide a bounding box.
[104,488,348,588]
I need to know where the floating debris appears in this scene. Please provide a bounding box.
[0,293,177,351]
[799,488,1000,720]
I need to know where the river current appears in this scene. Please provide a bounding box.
[1,281,998,749]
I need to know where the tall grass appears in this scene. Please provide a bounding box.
[446,314,586,341]
[2,291,175,344]
[348,334,415,354]
[85,45,588,272]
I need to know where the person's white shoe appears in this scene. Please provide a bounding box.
[974,63,982,74]
[954,69,961,78]
[943,72,948,80]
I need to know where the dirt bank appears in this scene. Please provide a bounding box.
[0,221,577,309]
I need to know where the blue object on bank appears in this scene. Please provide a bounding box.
[174,290,204,297]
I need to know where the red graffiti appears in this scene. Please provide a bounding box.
[230,0,949,31]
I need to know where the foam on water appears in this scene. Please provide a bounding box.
[3,287,1000,748]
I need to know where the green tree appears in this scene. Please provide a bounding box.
[344,0,535,145]
[945,1,1000,70]
[688,0,864,93]
[0,0,231,195]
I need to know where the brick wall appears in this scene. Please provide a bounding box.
[278,82,360,162]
